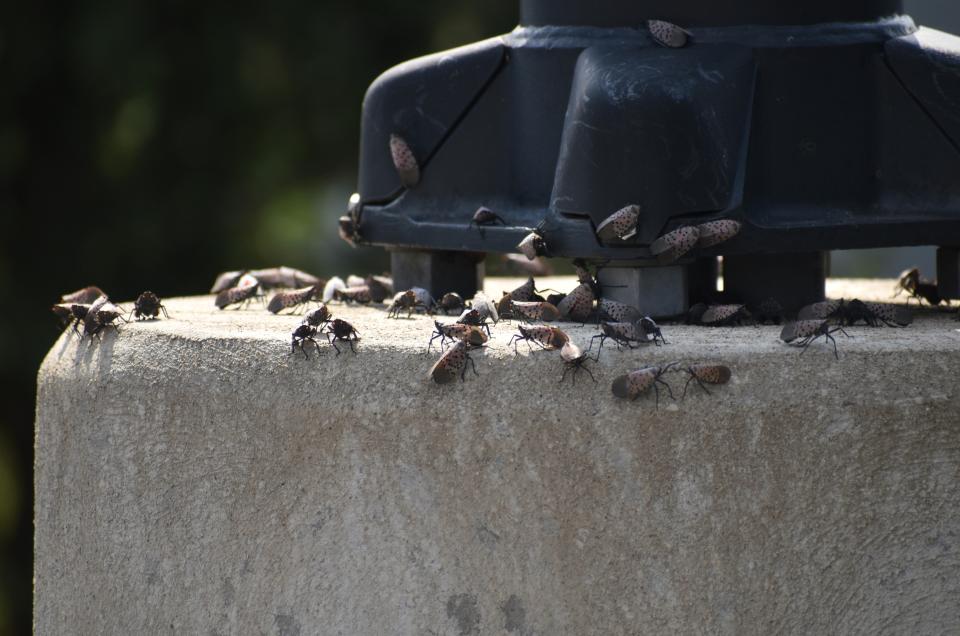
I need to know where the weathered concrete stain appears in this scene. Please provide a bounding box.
[274,613,301,636]
[446,594,480,635]
[500,595,527,633]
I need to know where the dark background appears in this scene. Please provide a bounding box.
[1,2,957,632]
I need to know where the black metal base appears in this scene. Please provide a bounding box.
[390,249,485,300]
[723,252,827,316]
[937,247,960,300]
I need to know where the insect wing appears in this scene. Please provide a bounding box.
[648,19,689,47]
[696,219,741,248]
[390,134,420,187]
[557,284,594,322]
[650,226,700,263]
[596,205,640,241]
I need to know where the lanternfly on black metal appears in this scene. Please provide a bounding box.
[469,206,507,237]
[322,318,361,355]
[780,319,850,359]
[131,291,169,320]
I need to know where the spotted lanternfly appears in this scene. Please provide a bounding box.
[894,267,942,305]
[388,289,428,318]
[753,297,784,325]
[334,286,372,304]
[559,340,596,384]
[322,276,346,302]
[700,304,754,327]
[469,206,507,236]
[435,292,466,315]
[517,232,547,260]
[611,363,678,408]
[678,364,732,398]
[647,19,690,48]
[210,271,244,294]
[508,300,560,322]
[303,304,331,327]
[507,325,568,355]
[390,133,420,187]
[598,298,642,324]
[456,308,493,337]
[61,286,106,305]
[365,275,393,303]
[780,319,849,359]
[267,286,318,314]
[339,193,362,247]
[596,204,641,242]
[637,316,668,345]
[650,226,700,263]
[83,295,126,341]
[802,298,912,327]
[428,321,488,352]
[131,291,169,320]
[589,321,646,354]
[573,259,603,297]
[468,292,499,324]
[321,318,360,355]
[696,219,742,248]
[557,283,595,323]
[52,303,91,336]
[215,275,262,310]
[252,267,322,290]
[429,339,481,385]
[290,324,323,359]
[507,276,540,302]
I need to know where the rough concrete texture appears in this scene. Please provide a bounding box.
[36,278,960,635]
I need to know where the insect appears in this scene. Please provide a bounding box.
[456,308,493,337]
[700,304,755,327]
[507,325,568,355]
[506,276,543,302]
[290,324,323,359]
[686,302,709,325]
[51,303,91,336]
[211,267,320,293]
[611,363,678,408]
[780,319,849,359]
[589,321,646,354]
[517,231,547,260]
[365,275,393,303]
[82,295,126,341]
[469,206,507,236]
[598,298,642,324]
[334,286,372,304]
[648,20,690,48]
[650,226,700,263]
[468,292,499,325]
[267,286,318,314]
[559,340,596,384]
[677,364,732,398]
[695,219,742,248]
[338,194,362,247]
[388,289,429,318]
[753,298,784,325]
[390,133,420,187]
[303,304,331,327]
[557,283,595,323]
[798,299,912,327]
[322,318,360,355]
[428,339,479,385]
[427,321,488,352]
[131,291,169,320]
[595,204,641,241]
[61,286,106,305]
[503,300,560,322]
[894,267,942,305]
[637,317,668,345]
[434,292,466,315]
[215,275,262,310]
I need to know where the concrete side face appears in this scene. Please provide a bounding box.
[35,292,960,635]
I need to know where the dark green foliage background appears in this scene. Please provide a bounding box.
[0,2,956,632]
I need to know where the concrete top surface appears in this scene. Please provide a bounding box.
[35,276,960,635]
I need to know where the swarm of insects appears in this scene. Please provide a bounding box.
[388,289,431,318]
[699,304,755,327]
[507,325,568,355]
[390,133,420,187]
[675,364,732,398]
[650,226,700,263]
[434,292,466,315]
[267,286,319,314]
[83,295,126,341]
[559,340,596,384]
[611,363,678,408]
[429,339,480,385]
[894,267,942,305]
[131,291,169,320]
[648,20,690,48]
[517,231,547,260]
[780,319,849,359]
[696,219,741,248]
[61,286,106,305]
[428,321,488,352]
[322,318,360,355]
[596,204,640,242]
[798,299,912,327]
[215,274,262,309]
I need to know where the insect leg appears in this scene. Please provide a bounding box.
[656,377,676,401]
[330,339,341,356]
[826,332,839,360]
[582,364,597,384]
[681,374,695,400]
